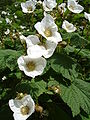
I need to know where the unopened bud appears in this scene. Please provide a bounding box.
[59,41,67,48]
[16,92,27,100]
[48,85,61,94]
[35,104,43,113]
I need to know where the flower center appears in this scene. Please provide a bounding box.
[26,61,36,71]
[69,5,74,10]
[44,29,52,37]
[21,106,30,115]
[27,6,32,11]
[66,24,71,29]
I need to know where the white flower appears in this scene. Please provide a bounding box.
[7,13,10,16]
[21,0,37,13]
[84,12,90,22]
[0,20,2,23]
[26,35,57,58]
[62,20,76,32]
[34,14,62,43]
[6,18,12,24]
[58,3,67,14]
[14,15,17,19]
[15,4,18,7]
[5,29,10,35]
[17,55,46,78]
[9,95,35,120]
[67,0,84,13]
[2,11,7,15]
[2,76,7,81]
[20,25,26,29]
[43,0,57,11]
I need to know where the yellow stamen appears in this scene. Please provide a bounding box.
[27,6,32,11]
[21,106,30,115]
[26,61,36,71]
[44,28,52,37]
[69,5,74,10]
[66,24,71,29]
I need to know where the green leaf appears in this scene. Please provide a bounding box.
[0,49,22,71]
[80,114,90,120]
[30,79,47,98]
[64,45,75,54]
[3,37,14,48]
[49,53,77,81]
[16,79,47,99]
[75,49,90,59]
[70,33,88,48]
[61,79,90,117]
[61,32,88,48]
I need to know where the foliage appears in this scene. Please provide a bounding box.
[0,0,90,120]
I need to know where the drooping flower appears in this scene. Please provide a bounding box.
[26,35,57,58]
[67,0,84,13]
[21,0,37,13]
[43,0,57,11]
[34,14,62,43]
[9,95,35,120]
[17,55,46,78]
[84,12,90,22]
[58,3,67,14]
[62,20,76,32]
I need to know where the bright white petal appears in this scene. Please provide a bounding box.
[43,0,57,11]
[67,0,84,13]
[26,35,40,48]
[84,12,90,22]
[43,41,57,58]
[34,22,45,37]
[21,0,36,13]
[27,45,46,58]
[46,32,62,43]
[9,99,21,113]
[17,56,26,71]
[17,56,46,78]
[13,113,28,120]
[62,20,76,32]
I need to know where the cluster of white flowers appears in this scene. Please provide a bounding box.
[9,0,90,120]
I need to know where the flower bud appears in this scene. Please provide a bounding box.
[16,93,27,100]
[35,104,43,113]
[59,41,67,48]
[48,85,61,94]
